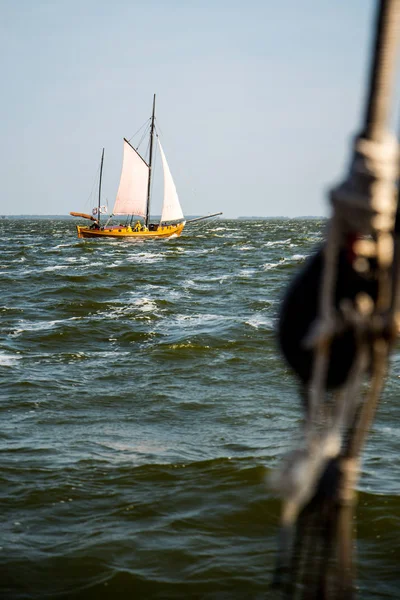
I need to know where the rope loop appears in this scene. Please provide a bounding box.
[330,132,399,235]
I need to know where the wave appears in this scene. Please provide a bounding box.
[0,352,21,366]
[291,253,307,261]
[264,238,291,247]
[245,315,274,329]
[9,317,82,336]
[1,217,398,600]
[126,252,165,264]
[43,265,71,271]
[262,259,286,270]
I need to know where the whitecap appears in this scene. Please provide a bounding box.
[262,259,286,270]
[0,352,21,366]
[10,317,81,334]
[264,239,291,247]
[97,299,161,320]
[108,260,124,268]
[291,254,307,261]
[80,261,103,268]
[184,249,213,256]
[183,279,196,287]
[174,313,235,327]
[216,227,237,231]
[239,269,257,278]
[245,315,274,329]
[126,252,164,264]
[43,265,69,271]
[132,298,158,313]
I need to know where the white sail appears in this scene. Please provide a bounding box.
[158,139,184,223]
[112,139,149,217]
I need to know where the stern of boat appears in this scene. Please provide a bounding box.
[177,221,185,237]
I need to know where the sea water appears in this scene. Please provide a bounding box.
[0,217,399,599]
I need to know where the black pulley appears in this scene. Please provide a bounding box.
[277,244,378,390]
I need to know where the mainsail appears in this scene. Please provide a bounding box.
[158,139,184,223]
[112,139,149,217]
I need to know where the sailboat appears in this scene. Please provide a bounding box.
[70,95,221,239]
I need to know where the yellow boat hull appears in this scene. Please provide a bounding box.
[76,222,185,239]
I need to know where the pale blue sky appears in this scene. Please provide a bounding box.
[0,0,380,217]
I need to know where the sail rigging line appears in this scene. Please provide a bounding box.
[126,130,159,227]
[97,148,104,225]
[100,96,184,231]
[145,93,156,228]
[127,119,151,225]
[135,120,152,155]
[273,1,400,598]
[158,138,185,224]
[153,117,163,140]
[127,117,151,147]
[105,137,150,227]
[154,122,181,223]
[150,134,159,218]
[186,213,223,224]
[83,154,105,213]
[186,214,223,233]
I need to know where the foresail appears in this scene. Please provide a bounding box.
[158,139,184,223]
[113,139,149,217]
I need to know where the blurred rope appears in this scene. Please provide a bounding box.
[272,1,400,598]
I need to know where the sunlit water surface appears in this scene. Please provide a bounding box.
[1,217,399,599]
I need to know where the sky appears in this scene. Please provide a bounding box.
[0,0,385,218]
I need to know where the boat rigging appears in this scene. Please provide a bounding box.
[70,95,221,239]
[272,1,400,597]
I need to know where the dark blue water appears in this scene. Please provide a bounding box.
[0,217,399,599]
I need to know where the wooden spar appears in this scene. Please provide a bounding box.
[70,212,97,221]
[363,0,400,142]
[98,148,104,225]
[185,212,223,224]
[145,94,156,228]
[122,137,149,166]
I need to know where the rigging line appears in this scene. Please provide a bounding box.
[85,158,103,210]
[143,134,153,180]
[127,117,151,146]
[150,138,158,217]
[154,117,164,140]
[136,121,152,153]
[190,215,221,231]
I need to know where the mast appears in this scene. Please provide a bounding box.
[98,148,104,225]
[145,94,156,227]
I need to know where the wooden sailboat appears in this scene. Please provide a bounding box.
[71,95,192,239]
